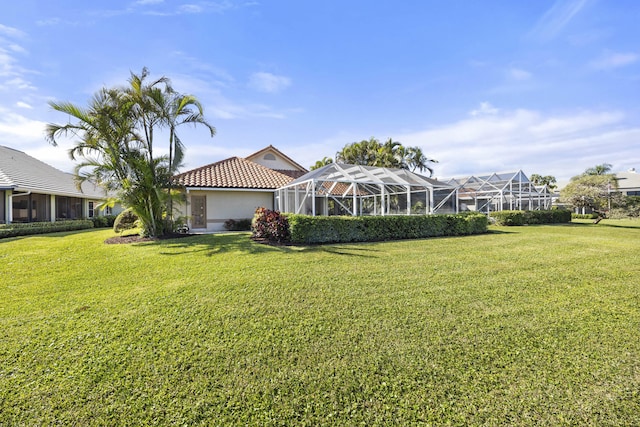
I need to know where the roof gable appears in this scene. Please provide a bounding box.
[174,156,295,189]
[245,145,307,172]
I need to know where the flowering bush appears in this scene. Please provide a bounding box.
[251,207,290,243]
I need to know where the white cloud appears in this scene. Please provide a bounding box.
[179,4,204,14]
[394,107,638,182]
[0,24,26,39]
[0,108,47,141]
[590,51,639,70]
[3,77,36,90]
[470,102,499,117]
[36,17,61,26]
[248,72,291,93]
[16,101,32,109]
[508,67,532,81]
[529,0,591,42]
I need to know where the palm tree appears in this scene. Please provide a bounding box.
[164,92,216,221]
[584,163,613,176]
[310,156,333,170]
[335,138,438,176]
[403,146,438,177]
[46,68,215,237]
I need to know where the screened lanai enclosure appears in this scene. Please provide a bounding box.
[446,170,555,213]
[275,163,459,216]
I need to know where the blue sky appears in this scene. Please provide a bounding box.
[1,0,638,184]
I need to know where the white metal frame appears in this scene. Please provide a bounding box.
[447,170,555,213]
[276,163,459,216]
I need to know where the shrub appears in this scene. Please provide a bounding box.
[113,209,139,234]
[571,213,599,220]
[491,210,571,226]
[286,213,488,245]
[610,196,640,218]
[224,218,252,231]
[251,208,290,243]
[0,220,94,239]
[90,215,116,228]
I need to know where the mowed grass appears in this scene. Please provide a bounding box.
[1,220,639,426]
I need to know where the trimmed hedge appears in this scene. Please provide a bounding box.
[224,218,252,231]
[490,210,572,226]
[90,215,117,228]
[286,213,488,245]
[571,213,599,220]
[0,220,94,239]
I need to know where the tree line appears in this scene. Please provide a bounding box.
[311,137,438,177]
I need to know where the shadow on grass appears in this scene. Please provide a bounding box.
[147,233,383,257]
[568,220,640,230]
[595,221,640,230]
[311,245,379,257]
[150,233,297,256]
[143,230,515,258]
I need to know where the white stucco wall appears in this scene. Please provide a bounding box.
[184,189,275,231]
[247,150,298,171]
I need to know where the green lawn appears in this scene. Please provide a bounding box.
[1,220,639,425]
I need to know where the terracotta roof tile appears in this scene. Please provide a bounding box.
[174,157,295,189]
[274,169,307,179]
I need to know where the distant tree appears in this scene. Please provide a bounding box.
[530,174,557,191]
[333,137,437,176]
[584,163,613,176]
[400,146,438,177]
[560,172,619,219]
[335,137,385,166]
[310,156,333,170]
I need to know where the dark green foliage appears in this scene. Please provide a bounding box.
[610,196,640,218]
[572,213,599,220]
[251,207,290,243]
[491,210,571,226]
[0,220,93,239]
[286,213,488,244]
[89,215,117,228]
[223,218,252,231]
[113,209,138,234]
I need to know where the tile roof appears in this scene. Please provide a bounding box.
[0,145,107,198]
[274,169,307,179]
[174,156,295,189]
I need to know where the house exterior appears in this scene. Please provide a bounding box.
[0,145,115,224]
[616,169,640,196]
[173,145,307,231]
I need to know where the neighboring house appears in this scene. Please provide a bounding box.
[0,145,116,224]
[616,168,640,196]
[174,145,307,231]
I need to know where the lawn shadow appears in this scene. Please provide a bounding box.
[485,228,517,234]
[148,232,299,256]
[595,222,640,230]
[149,233,384,257]
[567,220,640,230]
[309,244,379,257]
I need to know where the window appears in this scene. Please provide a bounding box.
[88,201,95,218]
[263,153,276,161]
[11,193,50,223]
[56,197,83,219]
[0,190,5,223]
